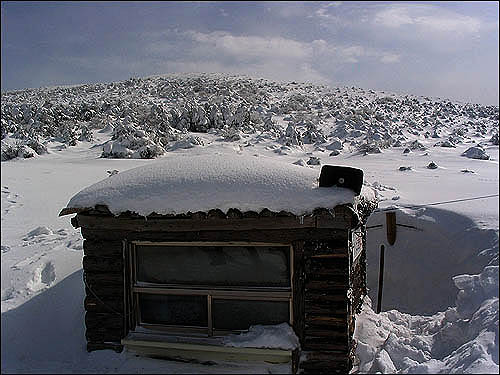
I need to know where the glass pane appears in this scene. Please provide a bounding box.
[138,294,208,327]
[212,299,290,331]
[136,245,290,287]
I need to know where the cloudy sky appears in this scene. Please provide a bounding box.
[1,1,498,105]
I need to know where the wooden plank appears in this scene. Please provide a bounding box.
[81,228,348,243]
[76,214,350,232]
[59,207,88,216]
[132,241,291,247]
[386,211,397,245]
[121,338,292,364]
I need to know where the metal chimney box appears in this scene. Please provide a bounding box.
[319,165,364,195]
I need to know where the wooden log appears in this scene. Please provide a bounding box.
[226,208,243,219]
[306,273,348,284]
[300,359,348,368]
[292,241,305,346]
[300,361,348,374]
[305,292,347,303]
[87,342,123,353]
[85,312,123,330]
[305,316,347,327]
[85,285,124,298]
[306,280,348,290]
[306,271,348,280]
[84,296,123,313]
[191,211,207,220]
[81,227,348,243]
[307,256,348,265]
[309,253,347,259]
[304,329,347,339]
[83,240,123,257]
[83,256,123,273]
[302,340,348,352]
[242,210,259,218]
[301,350,350,361]
[207,209,226,219]
[84,272,123,286]
[85,329,123,342]
[304,305,347,314]
[303,243,348,256]
[259,208,275,217]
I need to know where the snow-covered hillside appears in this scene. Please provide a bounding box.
[1,73,498,373]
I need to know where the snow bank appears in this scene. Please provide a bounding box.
[365,207,497,315]
[64,153,365,216]
[223,323,300,350]
[354,265,499,374]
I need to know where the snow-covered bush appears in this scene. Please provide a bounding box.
[167,135,204,151]
[490,132,499,145]
[408,139,427,150]
[301,122,327,144]
[279,124,303,146]
[326,138,343,151]
[1,139,22,161]
[1,72,498,161]
[462,146,490,160]
[101,120,166,159]
[359,142,383,154]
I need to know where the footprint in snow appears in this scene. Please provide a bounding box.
[27,261,56,291]
[1,245,11,253]
[23,226,53,241]
[1,287,16,302]
[66,238,83,251]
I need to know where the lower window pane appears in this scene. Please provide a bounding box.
[139,294,208,327]
[212,299,290,331]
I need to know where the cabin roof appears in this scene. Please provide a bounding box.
[61,153,375,217]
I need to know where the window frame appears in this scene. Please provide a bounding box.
[126,241,294,337]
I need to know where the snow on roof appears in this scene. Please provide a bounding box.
[64,153,368,217]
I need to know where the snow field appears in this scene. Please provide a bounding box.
[1,74,498,373]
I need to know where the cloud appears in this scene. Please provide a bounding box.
[380,54,400,64]
[373,4,481,34]
[186,31,310,60]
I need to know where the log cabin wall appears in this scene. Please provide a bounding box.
[75,204,363,374]
[299,239,350,374]
[348,227,368,371]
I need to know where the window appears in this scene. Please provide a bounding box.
[126,242,293,337]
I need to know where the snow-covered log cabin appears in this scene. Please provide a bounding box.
[60,154,376,374]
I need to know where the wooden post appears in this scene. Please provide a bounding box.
[376,245,385,313]
[386,212,396,246]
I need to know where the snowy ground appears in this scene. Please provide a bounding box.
[1,74,498,373]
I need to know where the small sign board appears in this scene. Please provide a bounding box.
[351,229,363,262]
